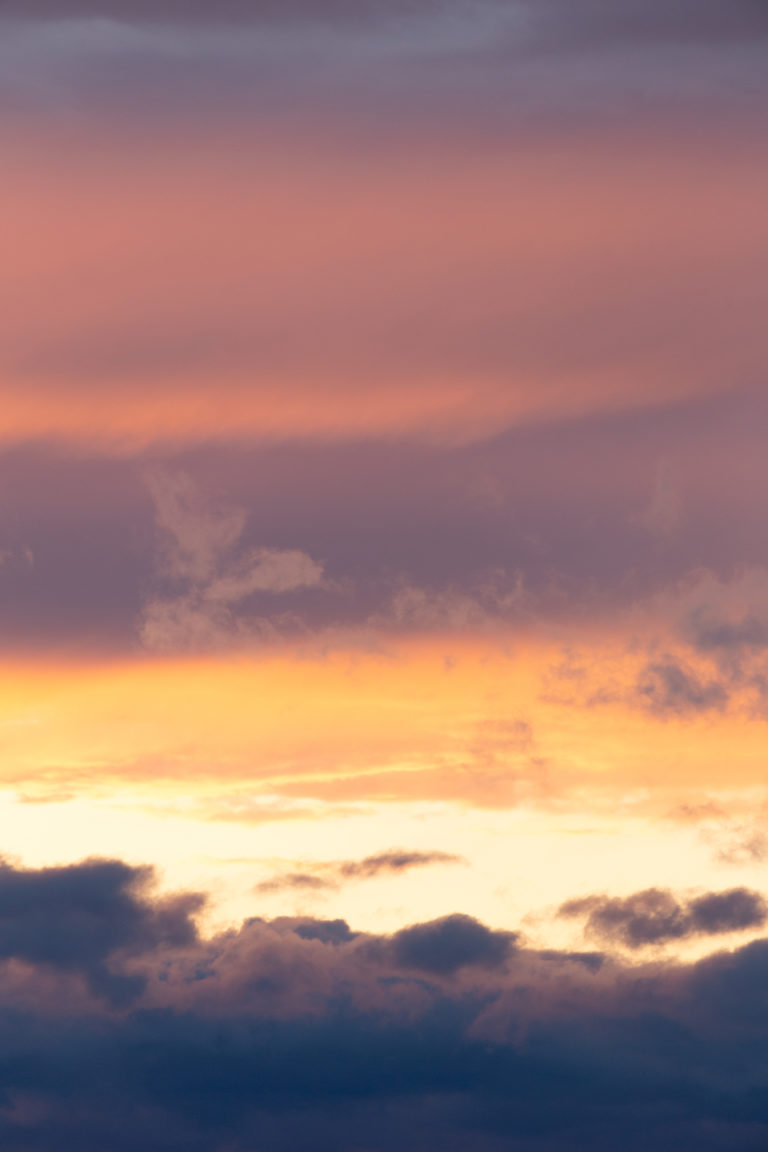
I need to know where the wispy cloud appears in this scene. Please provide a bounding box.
[140,470,327,652]
[256,849,466,894]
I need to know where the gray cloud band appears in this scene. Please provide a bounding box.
[2,0,767,43]
[0,0,766,120]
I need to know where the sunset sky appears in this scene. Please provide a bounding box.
[2,3,768,1149]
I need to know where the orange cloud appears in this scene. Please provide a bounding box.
[1,635,766,811]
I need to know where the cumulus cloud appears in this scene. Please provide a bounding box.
[3,859,768,1148]
[0,857,203,1004]
[388,913,516,974]
[560,886,768,949]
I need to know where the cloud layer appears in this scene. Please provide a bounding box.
[1,9,766,1149]
[0,0,766,132]
[0,858,765,1149]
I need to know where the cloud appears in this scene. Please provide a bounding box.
[560,886,768,949]
[544,644,740,721]
[665,801,727,824]
[388,914,516,974]
[387,573,529,633]
[140,471,326,652]
[144,469,246,585]
[4,859,768,1147]
[634,658,729,717]
[644,569,768,658]
[665,803,768,868]
[337,849,463,880]
[624,569,768,718]
[0,0,443,26]
[695,616,768,653]
[0,0,765,128]
[256,872,336,895]
[706,822,768,867]
[284,917,358,946]
[527,0,768,49]
[3,383,768,657]
[3,0,767,48]
[690,889,768,934]
[256,849,465,894]
[205,548,324,602]
[0,857,203,1004]
[139,594,266,654]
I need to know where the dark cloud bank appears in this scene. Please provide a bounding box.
[0,857,767,1149]
[4,0,768,44]
[2,0,767,120]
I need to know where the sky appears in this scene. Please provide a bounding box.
[1,2,768,1149]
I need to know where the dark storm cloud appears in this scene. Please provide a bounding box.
[560,886,768,948]
[256,850,464,894]
[290,918,358,945]
[388,913,515,974]
[0,858,202,1004]
[3,866,768,1148]
[691,889,768,934]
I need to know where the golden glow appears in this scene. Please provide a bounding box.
[0,637,764,804]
